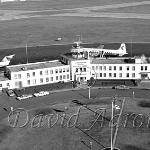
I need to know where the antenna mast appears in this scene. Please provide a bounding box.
[131,39,132,57]
[26,43,28,64]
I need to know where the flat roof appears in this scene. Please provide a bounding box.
[7,60,67,72]
[61,53,87,61]
[92,58,128,64]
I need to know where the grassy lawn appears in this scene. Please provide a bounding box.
[0,88,150,149]
[0,16,149,50]
[0,0,149,50]
[0,0,150,149]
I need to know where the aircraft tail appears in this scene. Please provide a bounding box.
[118,43,127,55]
[1,54,15,63]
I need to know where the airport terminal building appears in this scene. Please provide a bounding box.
[0,44,150,90]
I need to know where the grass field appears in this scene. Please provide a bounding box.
[1,42,150,65]
[0,0,150,149]
[0,0,142,10]
[0,0,149,49]
[0,88,150,149]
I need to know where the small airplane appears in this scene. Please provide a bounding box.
[54,37,62,41]
[71,42,128,58]
[0,54,15,67]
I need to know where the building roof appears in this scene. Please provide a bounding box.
[7,60,67,72]
[91,58,128,64]
[61,53,88,61]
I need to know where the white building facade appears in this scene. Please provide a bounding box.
[3,60,70,90]
[0,0,26,3]
[0,48,150,90]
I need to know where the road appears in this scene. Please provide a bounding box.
[0,87,150,121]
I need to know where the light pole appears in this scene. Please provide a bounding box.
[25,35,32,64]
[25,43,28,64]
[88,86,91,99]
[133,91,135,99]
[111,100,114,150]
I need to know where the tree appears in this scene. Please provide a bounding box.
[88,77,95,87]
[72,80,77,88]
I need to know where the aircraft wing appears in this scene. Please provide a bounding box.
[97,44,104,49]
[0,54,15,67]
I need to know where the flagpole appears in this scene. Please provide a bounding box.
[112,98,126,148]
[131,39,132,57]
[111,100,114,150]
[26,43,28,64]
[88,87,90,99]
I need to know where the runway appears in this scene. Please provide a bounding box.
[0,1,150,21]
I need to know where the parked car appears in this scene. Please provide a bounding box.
[114,105,120,110]
[7,90,15,97]
[112,85,130,90]
[16,94,32,101]
[33,91,49,97]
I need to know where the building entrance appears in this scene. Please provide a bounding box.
[76,77,87,84]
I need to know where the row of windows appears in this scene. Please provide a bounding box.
[141,66,147,71]
[12,65,149,79]
[76,68,86,73]
[97,73,135,78]
[92,65,137,71]
[56,74,70,81]
[55,68,69,74]
[14,74,21,79]
[0,83,10,87]
[27,74,70,85]
[14,67,70,79]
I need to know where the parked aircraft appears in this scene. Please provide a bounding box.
[0,54,15,67]
[71,42,128,58]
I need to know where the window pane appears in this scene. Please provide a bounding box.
[56,76,58,80]
[132,73,135,77]
[60,75,62,80]
[59,69,62,73]
[109,73,112,77]
[33,72,35,76]
[45,70,48,75]
[141,66,143,70]
[55,69,58,73]
[67,74,69,79]
[104,66,106,70]
[67,68,69,72]
[40,71,43,75]
[109,66,112,70]
[46,77,49,82]
[119,73,122,77]
[33,79,36,84]
[27,80,30,85]
[18,74,21,79]
[40,78,43,83]
[27,73,30,78]
[132,66,135,71]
